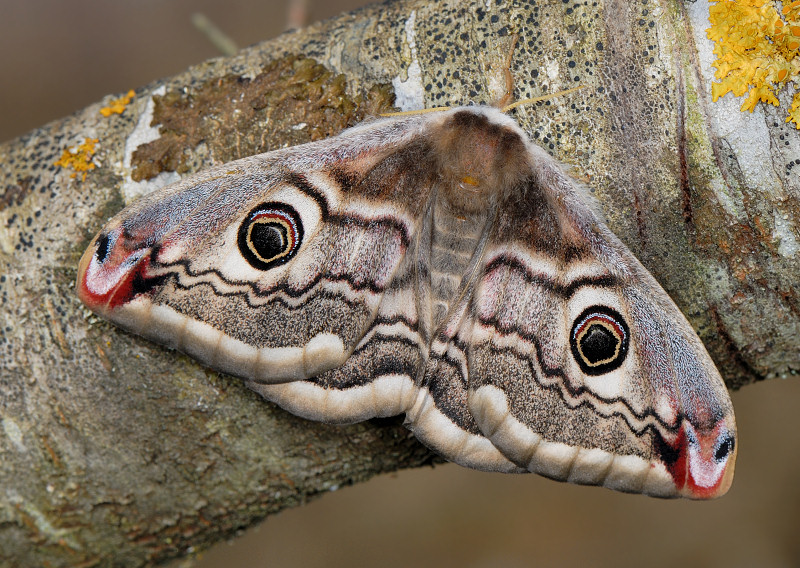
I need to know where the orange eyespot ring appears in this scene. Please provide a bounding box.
[570,306,629,375]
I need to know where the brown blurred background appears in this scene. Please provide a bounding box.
[2,2,799,567]
[0,0,370,143]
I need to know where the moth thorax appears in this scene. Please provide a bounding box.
[434,110,530,215]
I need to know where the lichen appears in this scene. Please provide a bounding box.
[53,137,98,181]
[707,0,800,127]
[130,55,395,182]
[99,89,135,117]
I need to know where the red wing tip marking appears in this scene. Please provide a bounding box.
[666,420,737,499]
[77,229,152,312]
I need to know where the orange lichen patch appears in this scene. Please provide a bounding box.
[788,92,800,126]
[54,137,98,181]
[708,0,800,127]
[784,1,800,15]
[99,89,135,117]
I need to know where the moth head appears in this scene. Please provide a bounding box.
[433,108,531,213]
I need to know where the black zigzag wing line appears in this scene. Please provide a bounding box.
[153,268,423,345]
[427,331,675,442]
[482,255,618,297]
[144,212,413,301]
[356,313,422,337]
[345,315,424,356]
[160,270,365,310]
[480,336,685,436]
[352,328,423,354]
[308,335,424,389]
[284,171,413,247]
[150,257,392,298]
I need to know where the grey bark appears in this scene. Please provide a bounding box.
[0,0,797,565]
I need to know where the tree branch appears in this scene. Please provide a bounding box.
[1,0,797,564]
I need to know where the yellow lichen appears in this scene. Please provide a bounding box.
[99,89,135,117]
[708,0,800,128]
[788,91,800,123]
[54,138,98,181]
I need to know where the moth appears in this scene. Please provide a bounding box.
[77,103,737,499]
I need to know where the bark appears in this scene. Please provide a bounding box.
[0,0,797,565]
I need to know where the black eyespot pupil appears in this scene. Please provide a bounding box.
[250,223,287,260]
[579,325,618,364]
[95,234,110,263]
[715,435,735,462]
[569,306,629,376]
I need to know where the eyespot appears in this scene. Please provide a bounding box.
[95,233,111,263]
[238,202,304,270]
[570,306,629,375]
[714,433,735,463]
